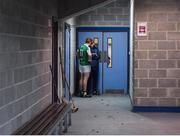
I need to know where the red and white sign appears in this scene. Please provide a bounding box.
[137,22,147,36]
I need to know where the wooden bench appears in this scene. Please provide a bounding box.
[13,102,72,135]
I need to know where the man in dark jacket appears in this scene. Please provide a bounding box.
[88,40,100,95]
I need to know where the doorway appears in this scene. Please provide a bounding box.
[76,27,129,94]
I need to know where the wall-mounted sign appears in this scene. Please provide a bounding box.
[137,22,147,36]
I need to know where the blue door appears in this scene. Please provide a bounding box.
[77,29,128,94]
[65,25,70,99]
[103,32,128,93]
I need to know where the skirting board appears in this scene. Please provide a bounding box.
[132,106,180,112]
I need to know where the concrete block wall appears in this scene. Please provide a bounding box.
[134,0,180,107]
[76,0,130,27]
[0,0,58,134]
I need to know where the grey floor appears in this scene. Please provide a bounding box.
[67,94,180,135]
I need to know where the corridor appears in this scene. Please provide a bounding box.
[1,0,180,134]
[67,94,180,135]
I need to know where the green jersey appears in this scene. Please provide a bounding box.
[79,44,90,66]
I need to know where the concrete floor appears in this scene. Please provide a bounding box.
[67,94,180,135]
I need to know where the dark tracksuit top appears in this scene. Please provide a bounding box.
[90,46,100,69]
[88,46,100,94]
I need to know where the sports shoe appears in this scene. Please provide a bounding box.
[93,91,100,95]
[81,91,92,98]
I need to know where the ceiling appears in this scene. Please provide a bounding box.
[58,0,110,18]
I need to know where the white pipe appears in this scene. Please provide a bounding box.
[129,0,134,104]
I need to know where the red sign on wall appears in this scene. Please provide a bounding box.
[137,22,147,36]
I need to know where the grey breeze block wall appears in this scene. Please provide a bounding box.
[134,0,180,107]
[0,0,58,134]
[76,0,130,27]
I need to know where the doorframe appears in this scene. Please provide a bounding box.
[76,27,130,94]
[64,23,71,100]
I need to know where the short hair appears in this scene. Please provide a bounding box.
[85,38,92,44]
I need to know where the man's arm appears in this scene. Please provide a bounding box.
[96,48,100,60]
[92,47,100,60]
[87,46,92,62]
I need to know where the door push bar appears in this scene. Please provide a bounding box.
[99,51,110,66]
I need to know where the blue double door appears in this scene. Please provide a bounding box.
[78,30,129,94]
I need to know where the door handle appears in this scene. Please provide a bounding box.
[104,51,110,63]
[99,51,110,65]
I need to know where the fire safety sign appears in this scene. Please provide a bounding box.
[137,22,147,36]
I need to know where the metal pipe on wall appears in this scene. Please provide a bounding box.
[129,0,134,104]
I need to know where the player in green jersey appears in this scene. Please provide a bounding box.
[78,38,92,98]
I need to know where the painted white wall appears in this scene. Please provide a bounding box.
[65,18,76,94]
